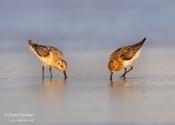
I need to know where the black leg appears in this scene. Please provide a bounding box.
[63,71,67,80]
[125,66,133,76]
[110,72,113,81]
[120,67,127,79]
[120,66,133,79]
[49,66,53,79]
[42,66,45,78]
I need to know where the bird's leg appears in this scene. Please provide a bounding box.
[110,72,113,81]
[125,66,133,76]
[49,66,53,79]
[120,66,133,79]
[42,65,45,78]
[120,67,127,79]
[63,71,67,80]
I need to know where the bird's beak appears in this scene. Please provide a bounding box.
[110,72,113,81]
[63,71,67,80]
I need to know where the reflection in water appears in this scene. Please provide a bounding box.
[110,80,143,97]
[110,79,141,88]
[40,79,67,97]
[42,79,66,89]
[110,80,129,87]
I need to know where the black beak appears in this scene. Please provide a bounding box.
[110,72,113,81]
[63,71,67,80]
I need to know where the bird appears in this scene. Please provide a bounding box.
[108,38,146,81]
[28,40,67,80]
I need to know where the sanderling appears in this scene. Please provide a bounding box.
[28,40,67,79]
[108,38,146,80]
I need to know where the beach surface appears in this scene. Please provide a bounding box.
[0,47,175,125]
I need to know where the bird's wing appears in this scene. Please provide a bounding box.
[120,38,146,60]
[109,46,137,61]
[109,38,145,61]
[35,45,50,57]
[48,46,64,58]
[120,47,138,60]
[110,48,122,60]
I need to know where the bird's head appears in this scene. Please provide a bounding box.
[55,58,68,79]
[55,58,68,72]
[108,59,122,73]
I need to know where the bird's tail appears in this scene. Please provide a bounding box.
[28,40,37,48]
[28,40,33,45]
[132,37,146,50]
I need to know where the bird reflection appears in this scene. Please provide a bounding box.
[110,79,143,97]
[110,80,130,87]
[110,79,142,88]
[42,79,66,89]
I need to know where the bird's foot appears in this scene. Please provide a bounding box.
[120,74,126,81]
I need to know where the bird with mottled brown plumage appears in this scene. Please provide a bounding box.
[108,38,146,81]
[28,40,67,79]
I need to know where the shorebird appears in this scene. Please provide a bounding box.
[108,38,146,81]
[28,40,67,79]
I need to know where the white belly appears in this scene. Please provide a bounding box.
[123,49,141,67]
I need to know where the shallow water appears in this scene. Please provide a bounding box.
[0,47,175,125]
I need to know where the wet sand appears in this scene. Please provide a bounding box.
[0,47,175,125]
